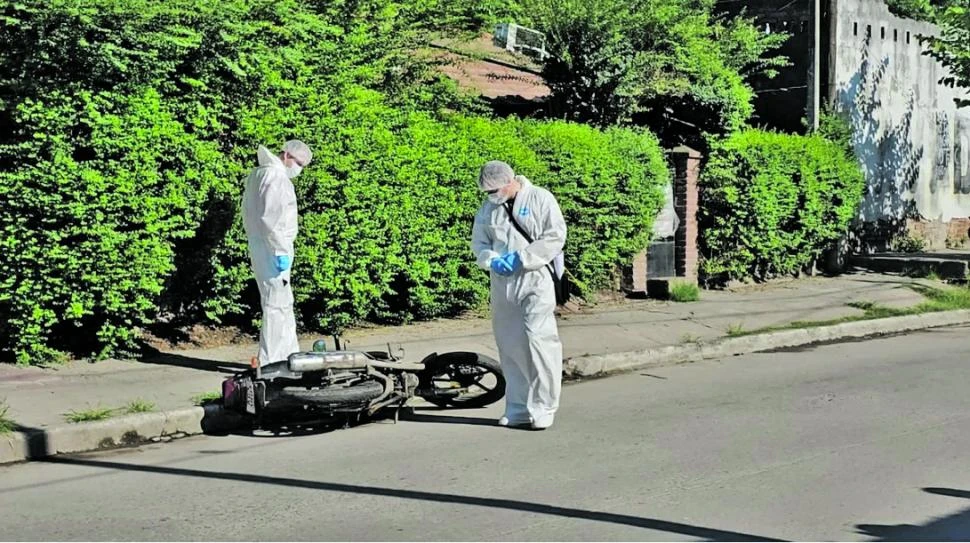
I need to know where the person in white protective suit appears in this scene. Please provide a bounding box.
[242,140,312,366]
[470,161,567,430]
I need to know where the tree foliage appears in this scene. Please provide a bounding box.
[885,0,958,21]
[527,0,789,144]
[917,1,970,107]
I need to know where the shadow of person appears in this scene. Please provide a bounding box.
[856,487,970,541]
[43,455,787,541]
[399,411,498,427]
[924,488,970,500]
[138,346,247,374]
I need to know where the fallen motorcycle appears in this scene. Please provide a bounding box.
[221,338,505,429]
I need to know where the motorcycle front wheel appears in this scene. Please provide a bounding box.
[418,352,505,409]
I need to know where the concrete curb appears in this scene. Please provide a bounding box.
[4,309,969,465]
[0,404,245,465]
[564,309,970,378]
[850,255,970,280]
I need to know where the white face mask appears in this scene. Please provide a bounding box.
[285,164,303,179]
[488,192,510,205]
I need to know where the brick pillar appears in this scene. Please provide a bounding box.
[630,249,648,292]
[670,146,701,282]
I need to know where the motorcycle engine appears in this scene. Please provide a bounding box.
[402,372,420,392]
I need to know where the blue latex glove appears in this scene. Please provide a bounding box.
[503,252,523,273]
[275,255,292,272]
[490,256,513,276]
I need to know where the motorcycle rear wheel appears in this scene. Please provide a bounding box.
[279,379,384,406]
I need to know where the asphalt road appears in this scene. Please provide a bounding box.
[3,327,970,541]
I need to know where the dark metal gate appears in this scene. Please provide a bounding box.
[646,239,675,278]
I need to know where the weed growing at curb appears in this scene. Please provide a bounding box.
[736,284,970,337]
[726,323,746,337]
[0,400,14,435]
[59,399,156,424]
[680,333,701,344]
[192,391,221,406]
[670,281,700,302]
[65,406,115,423]
[125,399,155,414]
[914,283,970,309]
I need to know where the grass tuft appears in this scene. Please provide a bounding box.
[191,391,222,407]
[65,406,115,424]
[0,400,15,435]
[669,281,700,302]
[732,284,970,338]
[125,399,156,414]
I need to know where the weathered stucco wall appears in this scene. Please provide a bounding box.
[717,0,970,248]
[832,0,970,234]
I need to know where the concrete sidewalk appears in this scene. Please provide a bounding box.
[0,273,933,433]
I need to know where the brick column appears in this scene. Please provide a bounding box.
[670,146,701,283]
[630,249,648,292]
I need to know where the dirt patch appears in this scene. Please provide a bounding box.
[136,291,648,353]
[551,289,655,315]
[140,324,255,352]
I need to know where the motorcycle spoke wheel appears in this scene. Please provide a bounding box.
[424,353,505,408]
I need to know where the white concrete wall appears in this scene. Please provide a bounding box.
[832,0,970,225]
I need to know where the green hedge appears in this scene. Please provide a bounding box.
[0,0,669,364]
[205,98,669,336]
[698,129,865,285]
[0,89,227,364]
[0,0,438,364]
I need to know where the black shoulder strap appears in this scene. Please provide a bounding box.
[502,199,568,305]
[504,201,559,278]
[504,202,534,243]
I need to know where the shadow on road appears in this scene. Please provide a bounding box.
[856,487,970,541]
[137,347,247,374]
[42,456,785,541]
[400,407,498,427]
[12,424,49,461]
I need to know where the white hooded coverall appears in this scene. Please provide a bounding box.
[471,177,567,426]
[242,146,301,365]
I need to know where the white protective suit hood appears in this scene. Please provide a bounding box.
[257,145,283,169]
[258,145,303,179]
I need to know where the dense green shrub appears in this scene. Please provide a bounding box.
[0,89,228,364]
[204,99,670,335]
[816,110,855,157]
[0,0,453,363]
[0,0,669,364]
[699,129,865,285]
[516,121,668,291]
